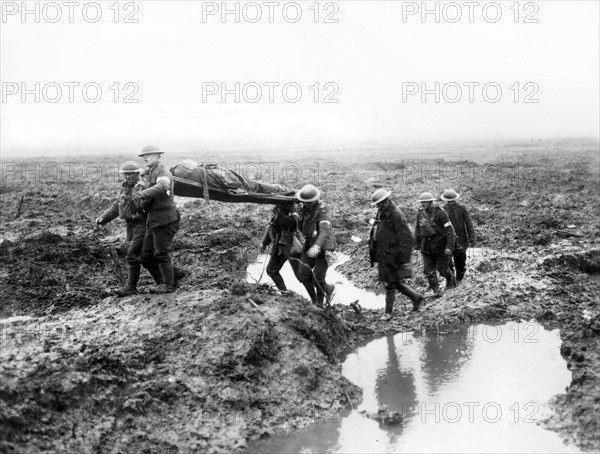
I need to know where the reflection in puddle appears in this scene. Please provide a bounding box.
[246,253,385,310]
[249,322,580,454]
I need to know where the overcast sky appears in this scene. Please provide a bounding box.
[1,1,598,155]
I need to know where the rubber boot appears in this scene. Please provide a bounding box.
[397,283,425,312]
[381,287,395,320]
[428,276,443,298]
[146,263,164,285]
[325,283,335,305]
[456,271,464,283]
[151,262,175,294]
[267,271,287,291]
[445,273,457,289]
[115,264,140,297]
[174,266,187,281]
[173,266,187,289]
[301,281,318,306]
[315,280,327,308]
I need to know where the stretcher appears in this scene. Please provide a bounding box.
[171,160,298,205]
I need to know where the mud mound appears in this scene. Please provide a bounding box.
[0,289,360,453]
[538,249,600,274]
[0,232,112,316]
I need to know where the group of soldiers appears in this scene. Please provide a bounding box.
[261,185,475,320]
[96,146,182,295]
[98,147,475,321]
[261,184,336,308]
[369,188,476,320]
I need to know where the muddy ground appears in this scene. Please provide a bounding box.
[0,138,599,452]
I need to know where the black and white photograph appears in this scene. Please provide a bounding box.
[1,1,599,453]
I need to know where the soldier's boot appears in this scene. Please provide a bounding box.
[173,266,187,288]
[445,273,457,289]
[428,276,443,298]
[115,265,140,297]
[302,282,318,307]
[146,263,164,285]
[316,287,325,308]
[325,283,335,305]
[151,262,175,294]
[456,270,465,282]
[381,288,395,320]
[267,270,287,291]
[397,283,425,312]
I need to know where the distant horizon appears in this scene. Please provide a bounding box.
[1,136,598,161]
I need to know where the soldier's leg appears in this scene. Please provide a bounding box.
[448,253,456,274]
[397,282,425,311]
[118,222,145,293]
[140,228,162,285]
[266,253,288,291]
[297,253,318,304]
[313,253,330,307]
[151,220,180,294]
[385,282,396,316]
[454,248,467,281]
[436,254,456,288]
[422,253,442,297]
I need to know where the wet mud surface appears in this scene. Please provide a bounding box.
[1,140,599,452]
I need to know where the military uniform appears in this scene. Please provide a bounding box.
[98,181,153,288]
[297,201,335,306]
[415,205,456,294]
[444,201,475,281]
[99,181,145,244]
[369,200,424,313]
[261,204,302,291]
[136,162,180,291]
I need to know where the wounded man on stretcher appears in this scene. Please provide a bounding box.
[171,159,298,204]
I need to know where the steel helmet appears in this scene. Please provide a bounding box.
[371,188,391,206]
[119,161,142,173]
[440,189,460,202]
[138,145,164,157]
[418,192,436,202]
[297,184,321,203]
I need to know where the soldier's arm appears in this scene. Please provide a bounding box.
[273,207,298,230]
[463,206,476,246]
[438,209,455,250]
[98,199,119,224]
[139,167,172,200]
[414,213,422,249]
[313,205,332,250]
[393,211,413,263]
[261,223,273,249]
[369,224,377,267]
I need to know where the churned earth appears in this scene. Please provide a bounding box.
[0,139,599,452]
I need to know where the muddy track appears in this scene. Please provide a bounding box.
[1,142,599,452]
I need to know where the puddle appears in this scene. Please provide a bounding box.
[246,250,498,310]
[248,322,580,454]
[0,315,34,324]
[246,253,385,310]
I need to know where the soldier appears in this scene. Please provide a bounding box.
[296,184,335,308]
[369,189,424,320]
[132,146,181,294]
[415,192,456,298]
[441,189,476,283]
[95,161,160,296]
[261,202,302,291]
